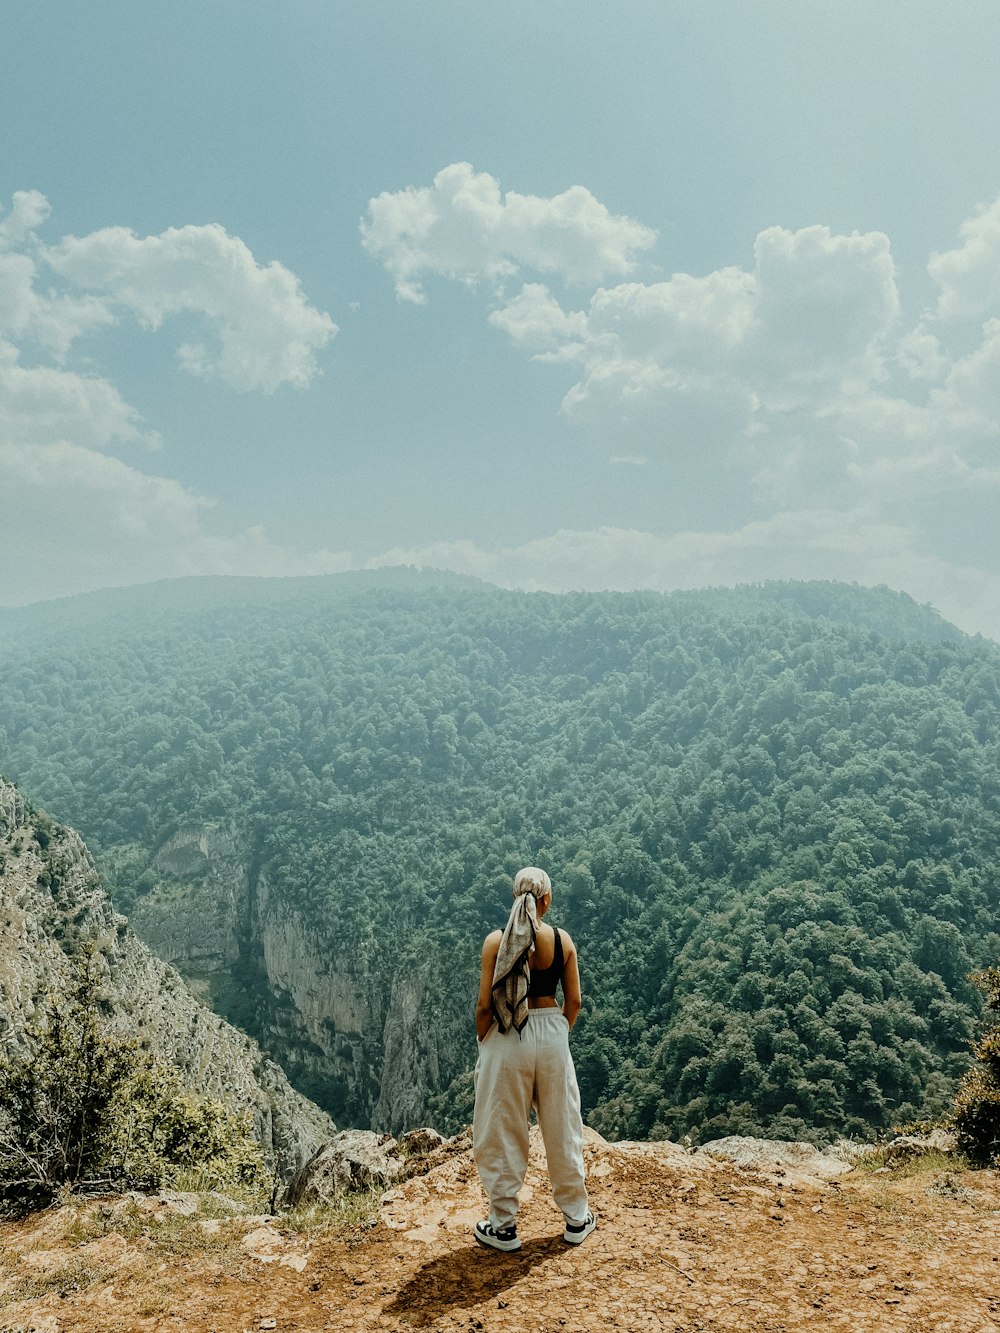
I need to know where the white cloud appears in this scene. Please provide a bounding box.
[488,282,589,353]
[749,225,898,391]
[494,223,899,423]
[0,339,145,450]
[361,163,656,303]
[44,222,337,392]
[897,327,947,382]
[0,190,51,250]
[1,440,352,605]
[929,196,1000,321]
[935,317,1000,421]
[481,209,1000,509]
[0,251,113,358]
[609,454,647,466]
[0,191,346,605]
[0,194,113,358]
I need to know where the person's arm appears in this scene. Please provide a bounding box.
[476,931,502,1041]
[560,930,582,1030]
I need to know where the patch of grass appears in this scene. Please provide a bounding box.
[853,1147,964,1178]
[65,1202,118,1246]
[8,1255,113,1302]
[136,1289,173,1318]
[281,1186,382,1240]
[167,1166,270,1210]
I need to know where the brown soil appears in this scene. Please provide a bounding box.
[2,1131,998,1333]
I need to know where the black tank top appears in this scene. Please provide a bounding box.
[527,927,563,998]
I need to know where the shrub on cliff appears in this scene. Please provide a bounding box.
[952,965,1000,1164]
[0,945,263,1211]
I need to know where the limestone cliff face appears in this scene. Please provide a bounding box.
[0,783,334,1177]
[130,826,246,973]
[374,969,442,1132]
[127,824,460,1132]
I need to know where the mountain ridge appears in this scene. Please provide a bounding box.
[0,572,970,654]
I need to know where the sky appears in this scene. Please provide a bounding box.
[4,1,1000,636]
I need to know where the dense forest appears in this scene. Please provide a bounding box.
[1,572,998,1144]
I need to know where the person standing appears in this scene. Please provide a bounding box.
[472,866,596,1252]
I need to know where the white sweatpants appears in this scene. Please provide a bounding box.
[472,1008,589,1231]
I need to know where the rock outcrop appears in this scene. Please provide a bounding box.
[697,1136,854,1182]
[0,781,334,1177]
[127,824,459,1131]
[283,1126,469,1207]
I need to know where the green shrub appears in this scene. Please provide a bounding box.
[0,944,263,1211]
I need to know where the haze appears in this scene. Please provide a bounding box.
[3,1,1000,637]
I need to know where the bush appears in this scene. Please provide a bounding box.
[0,944,263,1210]
[952,966,1000,1165]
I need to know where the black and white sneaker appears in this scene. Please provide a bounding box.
[563,1210,596,1245]
[474,1219,522,1252]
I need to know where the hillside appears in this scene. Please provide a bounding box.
[0,779,333,1176]
[0,575,997,1142]
[1,1131,998,1331]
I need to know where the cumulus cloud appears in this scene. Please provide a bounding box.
[929,196,1000,321]
[0,340,145,450]
[0,194,113,358]
[361,163,656,303]
[1,440,352,605]
[494,223,899,423]
[45,222,336,392]
[0,190,345,605]
[0,192,337,390]
[366,168,1000,515]
[0,252,113,358]
[749,225,898,389]
[485,209,1000,508]
[0,190,51,249]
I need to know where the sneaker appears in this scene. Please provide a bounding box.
[563,1210,596,1245]
[474,1220,522,1252]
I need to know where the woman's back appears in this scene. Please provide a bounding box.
[528,922,559,971]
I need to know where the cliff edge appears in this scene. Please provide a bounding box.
[0,1126,997,1331]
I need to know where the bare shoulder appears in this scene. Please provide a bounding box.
[558,928,578,957]
[482,929,502,960]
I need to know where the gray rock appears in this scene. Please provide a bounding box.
[698,1136,853,1180]
[398,1127,445,1157]
[283,1126,471,1207]
[284,1130,406,1205]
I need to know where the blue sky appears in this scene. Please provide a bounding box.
[4,1,1000,635]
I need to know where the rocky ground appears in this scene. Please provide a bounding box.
[2,1129,998,1333]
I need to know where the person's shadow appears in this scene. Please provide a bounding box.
[384,1236,566,1327]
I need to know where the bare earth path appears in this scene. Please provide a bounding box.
[3,1131,999,1332]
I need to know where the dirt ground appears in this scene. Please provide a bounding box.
[2,1130,999,1333]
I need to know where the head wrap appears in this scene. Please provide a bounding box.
[491,867,552,1035]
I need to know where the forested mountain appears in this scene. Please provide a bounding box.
[0,573,996,1144]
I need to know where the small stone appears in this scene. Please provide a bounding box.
[260,1321,277,1331]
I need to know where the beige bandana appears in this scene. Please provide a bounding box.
[491,867,551,1034]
